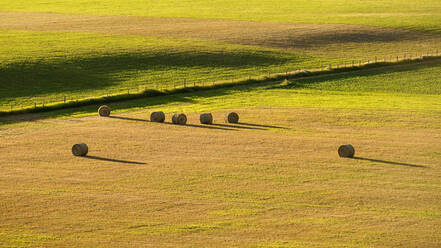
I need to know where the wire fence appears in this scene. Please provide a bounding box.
[1,50,440,113]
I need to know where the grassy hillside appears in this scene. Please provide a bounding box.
[0,30,339,110]
[1,1,441,111]
[1,0,441,33]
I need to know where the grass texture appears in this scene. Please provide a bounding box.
[1,0,441,33]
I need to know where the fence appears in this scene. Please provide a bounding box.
[1,50,440,113]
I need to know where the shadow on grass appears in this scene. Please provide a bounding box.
[107,115,237,131]
[162,122,237,131]
[211,123,267,130]
[352,156,427,168]
[82,155,146,165]
[1,50,291,100]
[108,115,147,122]
[237,122,289,129]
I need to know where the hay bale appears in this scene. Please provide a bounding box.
[172,113,187,125]
[98,105,111,117]
[72,143,88,156]
[338,144,355,158]
[150,111,165,122]
[225,112,239,123]
[200,113,213,124]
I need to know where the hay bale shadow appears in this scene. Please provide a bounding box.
[351,157,427,168]
[82,155,146,165]
[211,123,266,130]
[107,116,147,122]
[237,122,289,129]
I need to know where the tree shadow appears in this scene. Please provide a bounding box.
[351,157,427,168]
[82,155,146,165]
[237,122,289,129]
[1,50,291,100]
[211,123,267,130]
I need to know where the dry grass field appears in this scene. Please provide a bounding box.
[1,98,441,247]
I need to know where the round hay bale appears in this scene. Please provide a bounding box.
[72,143,88,156]
[225,112,239,123]
[172,113,187,125]
[98,105,111,117]
[338,144,355,158]
[200,113,213,124]
[150,111,165,122]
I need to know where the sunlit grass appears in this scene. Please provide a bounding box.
[1,0,441,33]
[0,30,340,109]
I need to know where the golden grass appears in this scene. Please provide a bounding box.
[1,11,441,59]
[1,108,440,247]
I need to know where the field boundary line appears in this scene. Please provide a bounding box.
[1,54,441,117]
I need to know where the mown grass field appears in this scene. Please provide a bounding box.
[2,0,441,33]
[1,55,440,247]
[1,0,441,110]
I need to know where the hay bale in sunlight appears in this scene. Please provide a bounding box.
[172,113,187,125]
[150,111,165,122]
[338,144,355,158]
[98,105,111,117]
[225,112,239,123]
[72,143,88,156]
[200,113,213,124]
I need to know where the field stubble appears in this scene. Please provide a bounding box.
[0,107,440,247]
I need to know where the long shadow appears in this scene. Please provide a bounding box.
[237,122,289,129]
[99,115,238,131]
[1,50,291,100]
[161,122,237,131]
[211,123,266,130]
[82,155,146,165]
[107,116,148,122]
[352,157,427,168]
